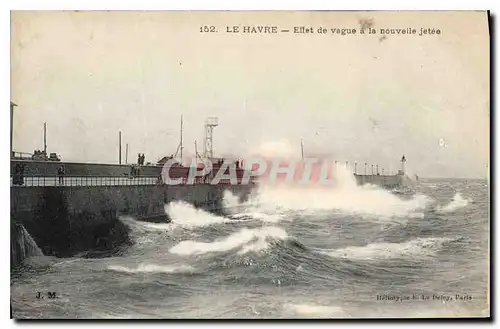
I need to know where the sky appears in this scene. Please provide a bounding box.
[11,11,490,178]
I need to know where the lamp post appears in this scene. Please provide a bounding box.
[10,101,17,158]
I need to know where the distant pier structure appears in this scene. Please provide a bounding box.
[352,155,408,189]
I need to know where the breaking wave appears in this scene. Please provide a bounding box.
[224,166,431,219]
[223,190,288,223]
[165,201,233,228]
[119,216,173,233]
[437,193,471,213]
[169,226,288,256]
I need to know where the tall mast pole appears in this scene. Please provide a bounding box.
[300,139,304,161]
[125,143,129,164]
[180,115,183,164]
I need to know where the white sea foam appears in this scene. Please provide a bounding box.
[225,166,432,219]
[165,201,232,229]
[322,237,453,261]
[119,216,173,233]
[284,303,346,317]
[223,190,288,223]
[107,263,194,274]
[121,202,237,233]
[169,226,288,256]
[437,193,471,213]
[249,139,299,159]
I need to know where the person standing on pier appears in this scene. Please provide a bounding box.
[19,163,25,185]
[137,153,145,166]
[12,163,25,185]
[12,163,20,185]
[57,164,65,185]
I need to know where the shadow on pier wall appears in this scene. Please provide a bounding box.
[34,188,71,257]
[11,183,255,266]
[11,187,131,264]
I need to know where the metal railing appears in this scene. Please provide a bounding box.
[10,175,259,187]
[10,175,161,187]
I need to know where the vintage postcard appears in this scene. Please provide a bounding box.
[10,11,490,319]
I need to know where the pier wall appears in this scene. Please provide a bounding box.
[354,174,404,189]
[11,183,254,262]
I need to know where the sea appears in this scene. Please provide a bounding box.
[10,169,490,319]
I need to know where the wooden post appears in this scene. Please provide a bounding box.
[119,131,122,165]
[10,102,17,158]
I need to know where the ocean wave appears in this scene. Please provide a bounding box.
[107,263,194,274]
[166,201,233,229]
[228,210,287,224]
[437,193,471,213]
[169,226,288,256]
[223,190,288,223]
[119,216,173,233]
[283,303,346,317]
[120,202,238,233]
[225,167,432,219]
[320,237,454,261]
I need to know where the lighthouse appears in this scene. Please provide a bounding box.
[398,155,406,175]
